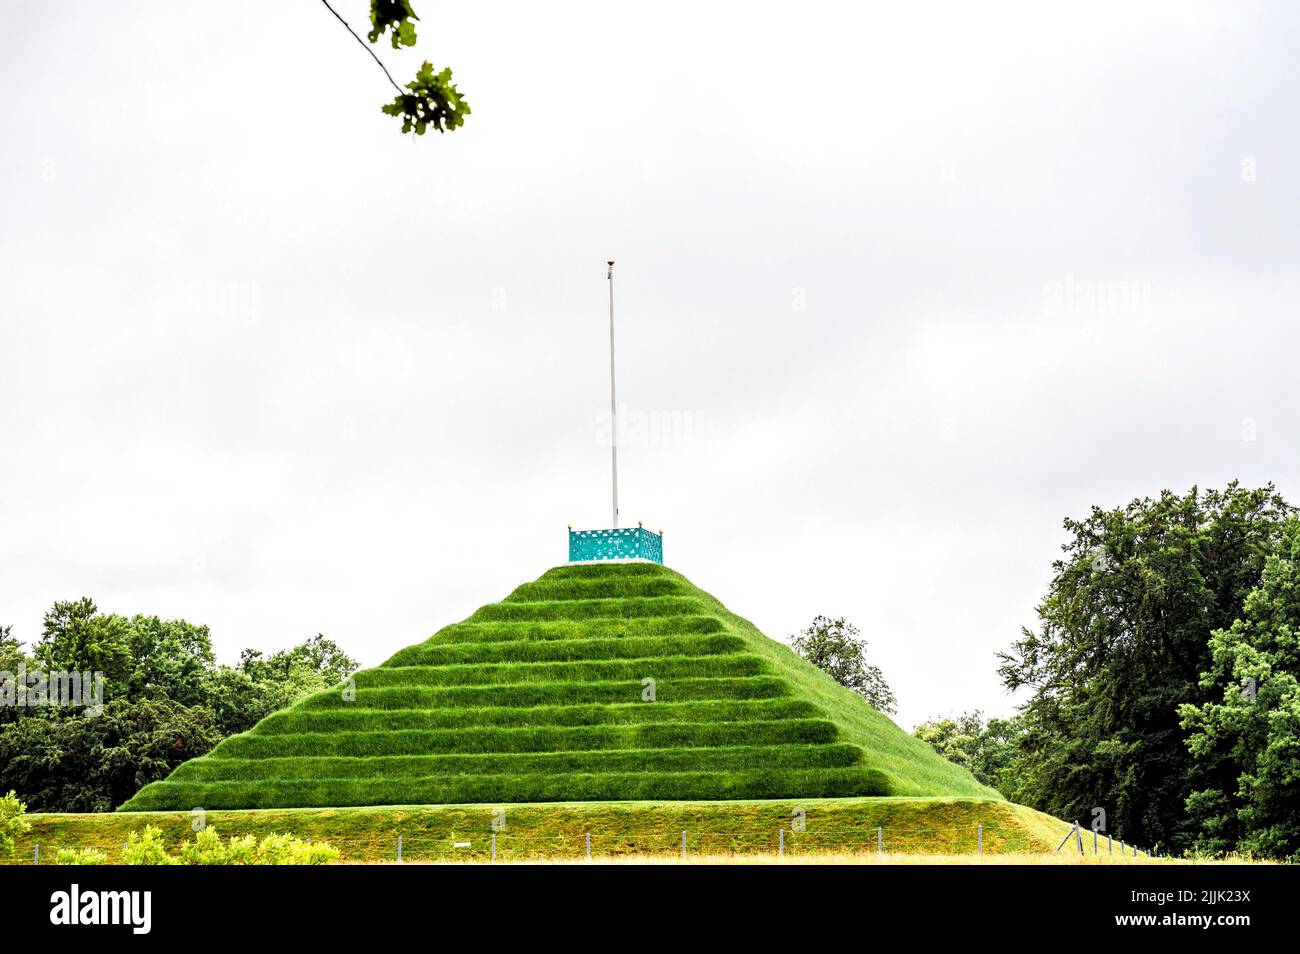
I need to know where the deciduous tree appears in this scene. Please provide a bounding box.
[914,710,1024,795]
[1181,518,1300,861]
[791,615,897,715]
[998,482,1292,852]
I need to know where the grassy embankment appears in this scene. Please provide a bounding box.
[12,796,1155,864]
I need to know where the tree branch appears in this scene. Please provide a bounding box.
[320,0,405,96]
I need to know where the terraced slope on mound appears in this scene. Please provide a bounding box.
[121,564,998,810]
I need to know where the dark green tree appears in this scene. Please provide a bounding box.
[0,625,30,673]
[1181,517,1300,860]
[126,616,218,708]
[1,627,31,726]
[998,482,1292,852]
[0,700,221,813]
[791,616,897,715]
[913,711,1024,795]
[241,634,357,687]
[35,598,133,689]
[207,636,358,736]
[3,594,360,809]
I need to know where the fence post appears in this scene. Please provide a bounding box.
[1093,829,1098,855]
[585,831,591,860]
[491,832,496,863]
[779,829,784,858]
[1055,824,1076,853]
[1108,834,1112,856]
[397,835,402,863]
[1075,822,1084,855]
[680,831,686,862]
[34,844,39,865]
[877,826,882,856]
[977,823,982,857]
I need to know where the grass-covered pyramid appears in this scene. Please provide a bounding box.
[121,563,996,810]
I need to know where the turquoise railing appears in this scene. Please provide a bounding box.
[568,526,664,564]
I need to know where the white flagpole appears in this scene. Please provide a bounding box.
[607,259,619,528]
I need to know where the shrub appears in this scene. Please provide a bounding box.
[121,825,338,865]
[0,790,31,856]
[176,826,230,865]
[52,847,109,865]
[253,832,339,865]
[224,834,259,864]
[122,825,175,865]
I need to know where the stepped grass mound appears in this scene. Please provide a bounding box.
[121,564,998,811]
[16,798,1104,863]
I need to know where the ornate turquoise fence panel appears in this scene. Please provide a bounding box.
[569,527,664,564]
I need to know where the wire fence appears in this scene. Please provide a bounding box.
[22,821,1160,865]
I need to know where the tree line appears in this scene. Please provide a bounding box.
[0,599,356,812]
[913,482,1300,861]
[794,482,1300,861]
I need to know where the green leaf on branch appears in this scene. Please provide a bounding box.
[368,0,419,49]
[381,60,470,135]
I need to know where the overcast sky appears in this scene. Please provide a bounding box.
[2,1,1297,728]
